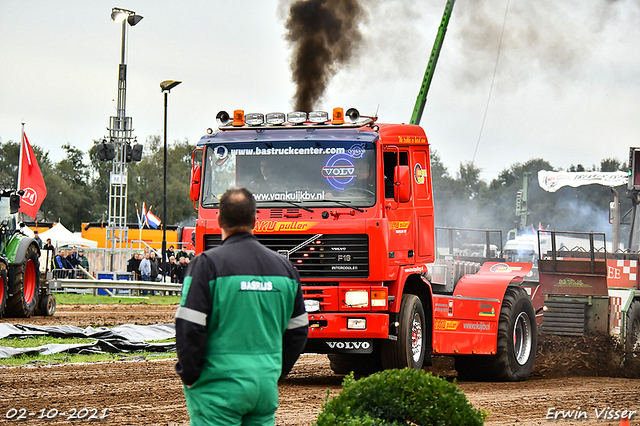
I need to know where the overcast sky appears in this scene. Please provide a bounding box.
[2,0,639,181]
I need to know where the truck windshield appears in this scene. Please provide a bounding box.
[201,141,376,208]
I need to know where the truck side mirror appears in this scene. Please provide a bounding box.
[394,165,411,203]
[9,194,20,214]
[189,165,201,202]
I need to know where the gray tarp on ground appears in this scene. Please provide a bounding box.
[0,323,175,340]
[0,323,176,358]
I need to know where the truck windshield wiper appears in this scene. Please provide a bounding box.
[323,199,364,212]
[255,199,314,212]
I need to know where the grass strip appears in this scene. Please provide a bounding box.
[54,293,181,305]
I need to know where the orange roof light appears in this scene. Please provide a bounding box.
[232,110,245,127]
[332,107,344,125]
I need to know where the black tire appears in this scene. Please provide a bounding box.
[5,244,40,318]
[36,294,56,317]
[328,349,383,376]
[626,300,640,358]
[381,294,427,370]
[486,286,536,381]
[0,261,7,319]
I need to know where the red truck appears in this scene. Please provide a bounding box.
[189,108,537,381]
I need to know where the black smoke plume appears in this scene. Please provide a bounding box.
[285,0,364,112]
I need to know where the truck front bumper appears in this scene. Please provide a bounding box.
[303,312,390,355]
[307,312,390,339]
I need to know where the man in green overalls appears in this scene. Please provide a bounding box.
[175,187,309,425]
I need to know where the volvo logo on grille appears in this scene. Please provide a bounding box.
[325,340,373,353]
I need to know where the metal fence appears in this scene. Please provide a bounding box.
[51,277,182,296]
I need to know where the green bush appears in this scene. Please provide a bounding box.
[315,368,487,426]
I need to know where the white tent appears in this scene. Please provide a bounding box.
[38,223,98,248]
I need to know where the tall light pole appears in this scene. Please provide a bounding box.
[106,7,142,269]
[160,80,181,275]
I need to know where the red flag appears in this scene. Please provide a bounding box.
[18,133,47,218]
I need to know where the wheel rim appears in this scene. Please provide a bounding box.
[24,259,36,304]
[0,274,4,302]
[411,312,423,363]
[513,311,532,365]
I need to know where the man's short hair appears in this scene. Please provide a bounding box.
[218,187,256,230]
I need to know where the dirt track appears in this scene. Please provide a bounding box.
[1,304,639,425]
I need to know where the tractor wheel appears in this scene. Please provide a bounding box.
[5,244,40,318]
[0,262,7,318]
[328,349,382,376]
[625,300,640,358]
[36,294,57,317]
[380,294,427,370]
[483,286,536,381]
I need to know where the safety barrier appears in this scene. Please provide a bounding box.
[51,277,182,296]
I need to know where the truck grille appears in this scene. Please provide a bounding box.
[203,234,369,278]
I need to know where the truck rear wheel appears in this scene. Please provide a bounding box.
[328,349,382,376]
[626,300,640,357]
[381,294,427,370]
[5,244,39,318]
[0,261,7,318]
[456,287,536,381]
[488,286,536,381]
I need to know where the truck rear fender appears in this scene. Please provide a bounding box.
[453,262,533,319]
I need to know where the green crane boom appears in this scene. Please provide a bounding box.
[410,0,456,126]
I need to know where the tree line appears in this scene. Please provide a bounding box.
[0,136,196,231]
[0,137,629,241]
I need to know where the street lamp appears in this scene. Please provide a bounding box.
[104,7,142,270]
[160,80,181,276]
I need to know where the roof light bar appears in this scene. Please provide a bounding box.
[345,108,360,123]
[287,111,307,124]
[308,111,329,123]
[245,113,264,126]
[216,111,231,126]
[232,110,245,127]
[266,112,286,125]
[215,107,374,130]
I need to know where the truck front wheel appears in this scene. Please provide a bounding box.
[0,261,7,318]
[5,244,39,318]
[381,294,427,370]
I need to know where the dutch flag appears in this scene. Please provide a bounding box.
[146,209,162,229]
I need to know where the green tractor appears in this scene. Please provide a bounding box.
[0,190,55,318]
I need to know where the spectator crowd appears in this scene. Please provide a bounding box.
[127,245,192,284]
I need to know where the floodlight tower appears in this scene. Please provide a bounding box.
[106,7,142,263]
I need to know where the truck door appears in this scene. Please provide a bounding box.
[384,150,415,264]
[412,149,435,262]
